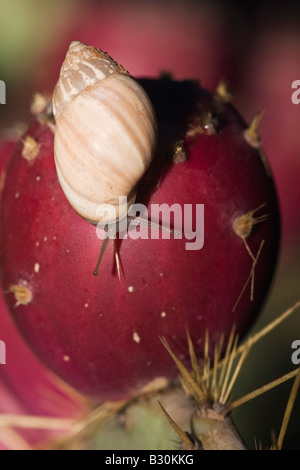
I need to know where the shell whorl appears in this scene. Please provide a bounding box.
[52,41,130,119]
[52,41,157,225]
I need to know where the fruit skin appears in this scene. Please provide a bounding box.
[0,79,279,402]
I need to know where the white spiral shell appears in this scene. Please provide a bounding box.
[52,41,157,224]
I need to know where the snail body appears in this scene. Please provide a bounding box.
[52,41,157,224]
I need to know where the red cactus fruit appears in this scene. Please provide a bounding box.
[0,77,279,402]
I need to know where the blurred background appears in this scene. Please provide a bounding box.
[0,0,299,449]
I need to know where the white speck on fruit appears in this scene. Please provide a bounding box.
[43,236,48,242]
[63,355,70,362]
[133,332,141,343]
[14,192,20,198]
[36,175,40,181]
[128,286,134,293]
[53,236,57,240]
[34,263,40,273]
[35,241,40,247]
[161,311,166,318]
[84,302,89,308]
[160,273,164,277]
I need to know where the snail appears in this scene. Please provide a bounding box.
[52,41,157,226]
